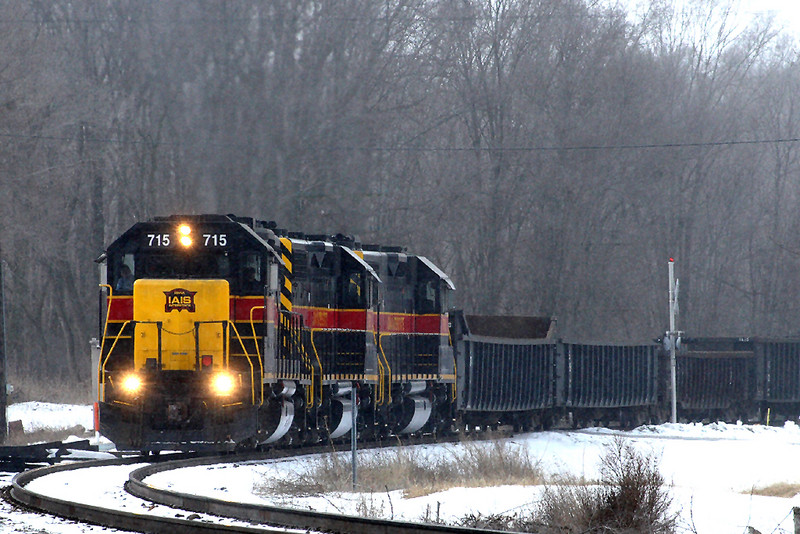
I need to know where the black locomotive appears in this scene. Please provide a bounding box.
[97,214,454,452]
[96,214,800,452]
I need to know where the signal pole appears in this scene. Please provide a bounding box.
[0,253,7,443]
[668,258,680,424]
[351,382,357,490]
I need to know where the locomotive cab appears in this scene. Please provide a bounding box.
[97,215,282,452]
[275,235,380,443]
[361,247,455,435]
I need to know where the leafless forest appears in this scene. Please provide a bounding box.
[0,0,798,388]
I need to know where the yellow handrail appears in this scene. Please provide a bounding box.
[309,330,324,407]
[227,321,257,405]
[375,338,385,406]
[99,319,131,402]
[378,333,393,405]
[248,306,265,361]
[447,320,457,401]
[376,333,386,405]
[98,284,113,369]
[248,306,266,402]
[283,313,315,404]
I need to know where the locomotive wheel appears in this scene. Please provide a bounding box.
[235,437,258,453]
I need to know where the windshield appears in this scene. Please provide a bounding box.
[135,251,232,279]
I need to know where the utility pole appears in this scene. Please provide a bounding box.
[351,382,357,491]
[0,253,7,443]
[667,258,681,424]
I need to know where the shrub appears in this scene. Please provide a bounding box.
[536,437,676,534]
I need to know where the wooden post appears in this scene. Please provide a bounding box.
[793,507,800,534]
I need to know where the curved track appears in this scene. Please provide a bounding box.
[9,456,282,534]
[9,440,507,534]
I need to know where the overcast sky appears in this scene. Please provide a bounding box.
[615,0,800,36]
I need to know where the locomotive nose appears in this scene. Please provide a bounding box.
[133,279,229,371]
[166,402,189,423]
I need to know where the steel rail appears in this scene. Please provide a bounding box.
[9,455,287,534]
[126,450,509,534]
[7,437,511,534]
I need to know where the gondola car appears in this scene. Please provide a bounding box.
[451,312,557,431]
[674,337,759,423]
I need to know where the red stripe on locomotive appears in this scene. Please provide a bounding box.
[230,297,278,322]
[107,296,279,323]
[106,296,133,321]
[380,313,449,335]
[107,296,445,335]
[295,307,368,330]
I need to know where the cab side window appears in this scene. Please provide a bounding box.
[415,280,439,314]
[340,272,363,308]
[114,254,135,294]
[240,253,263,294]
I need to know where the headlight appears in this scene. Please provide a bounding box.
[178,224,192,247]
[121,374,143,395]
[211,373,235,396]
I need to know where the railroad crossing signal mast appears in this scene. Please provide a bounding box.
[0,252,7,443]
[666,258,682,424]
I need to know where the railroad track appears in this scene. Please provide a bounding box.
[9,437,509,534]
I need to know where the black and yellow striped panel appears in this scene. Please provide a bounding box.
[279,237,293,312]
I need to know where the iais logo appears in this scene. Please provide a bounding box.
[163,288,198,313]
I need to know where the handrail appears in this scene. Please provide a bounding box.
[227,321,257,405]
[444,316,457,402]
[98,284,113,401]
[248,306,266,394]
[98,284,113,358]
[282,312,315,405]
[99,320,132,402]
[248,306,264,361]
[375,333,386,406]
[309,331,324,407]
[378,333,394,405]
[302,319,315,407]
[375,338,386,406]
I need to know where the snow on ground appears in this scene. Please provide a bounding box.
[7,402,94,433]
[150,422,800,533]
[4,402,800,533]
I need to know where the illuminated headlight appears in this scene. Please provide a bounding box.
[211,373,235,396]
[178,224,192,247]
[121,374,143,395]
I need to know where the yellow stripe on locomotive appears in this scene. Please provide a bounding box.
[132,279,230,371]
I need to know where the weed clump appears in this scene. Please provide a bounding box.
[259,436,676,534]
[535,437,676,534]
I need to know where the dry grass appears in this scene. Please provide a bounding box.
[258,438,544,499]
[258,436,676,533]
[746,482,800,499]
[7,374,93,404]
